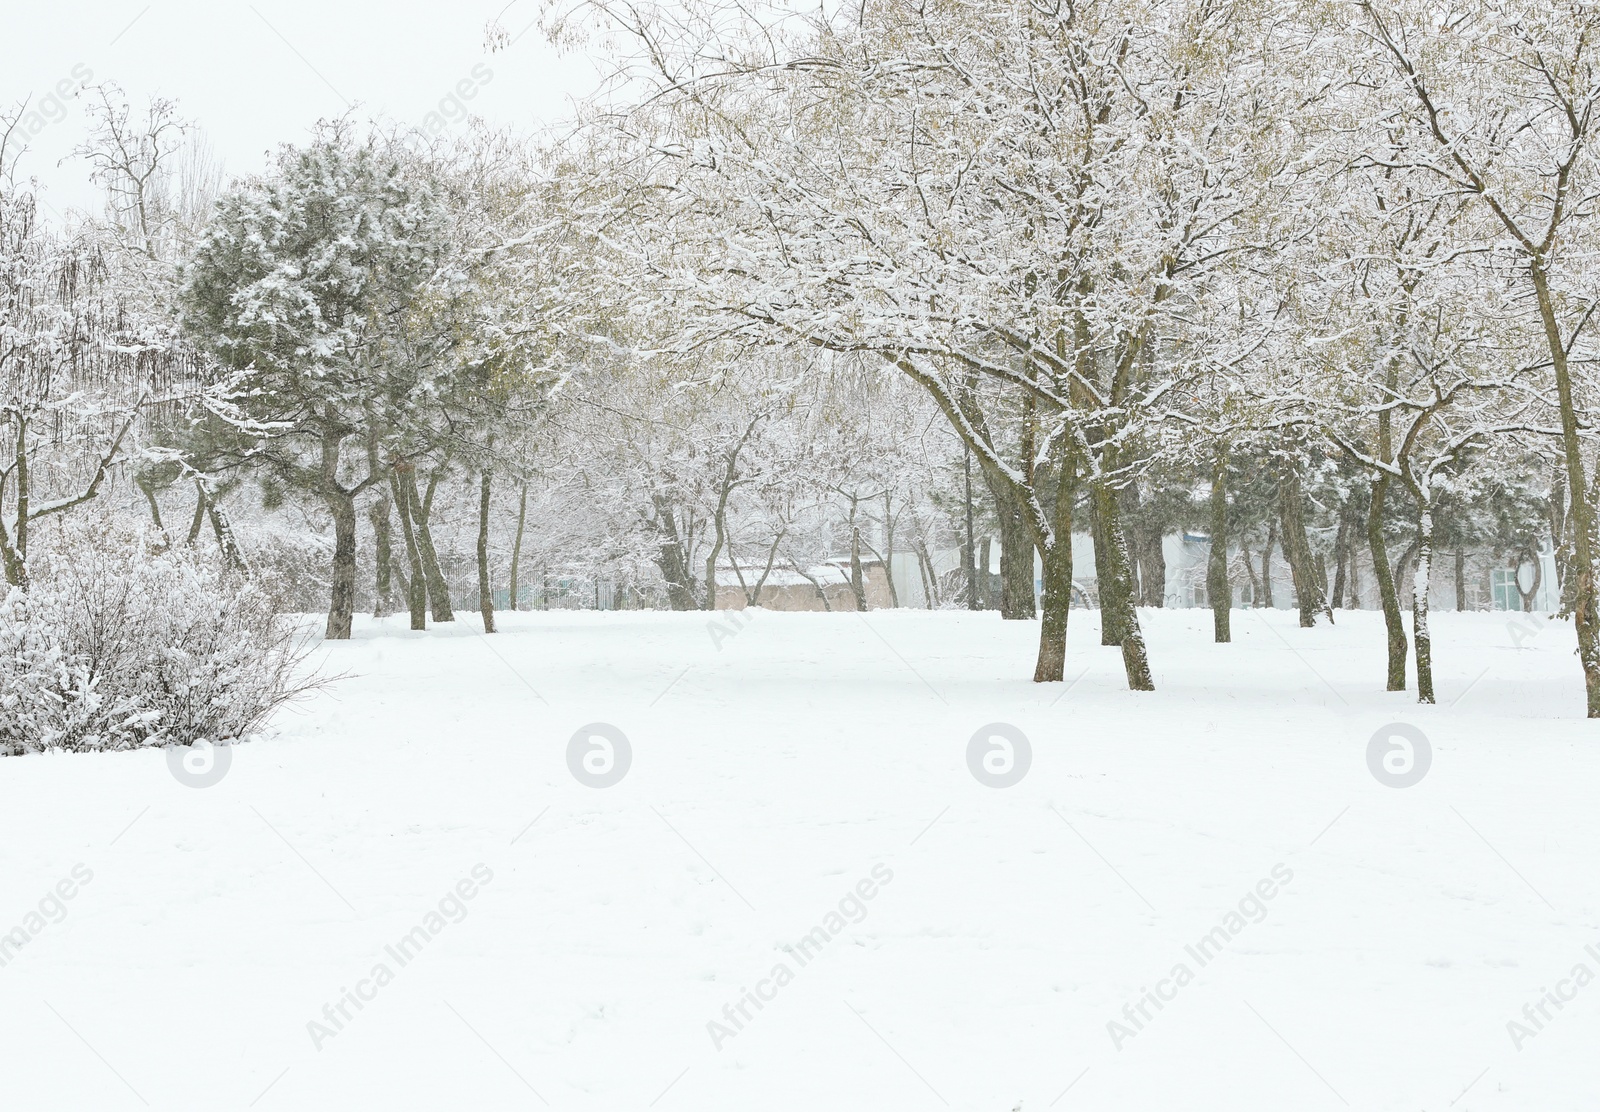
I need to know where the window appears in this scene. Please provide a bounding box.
[1491,568,1520,611]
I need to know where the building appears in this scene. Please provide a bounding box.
[713,559,894,611]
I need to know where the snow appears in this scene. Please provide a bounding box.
[0,607,1594,1111]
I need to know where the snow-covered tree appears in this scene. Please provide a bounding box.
[181,123,457,638]
[0,105,192,586]
[553,0,1314,686]
[1356,0,1600,714]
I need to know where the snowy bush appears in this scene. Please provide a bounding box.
[244,525,335,613]
[0,529,321,755]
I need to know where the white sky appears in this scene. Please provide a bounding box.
[3,0,605,218]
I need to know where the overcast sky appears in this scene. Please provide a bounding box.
[4,0,604,216]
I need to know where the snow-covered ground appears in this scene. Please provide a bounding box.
[1,607,1595,1111]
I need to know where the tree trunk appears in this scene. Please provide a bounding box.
[0,451,26,582]
[477,469,496,634]
[1394,539,1420,612]
[1515,546,1542,612]
[1367,475,1408,691]
[651,496,698,610]
[705,507,728,612]
[1208,452,1231,643]
[402,467,454,622]
[391,470,428,631]
[1331,490,1364,610]
[915,538,939,608]
[791,560,834,611]
[1532,265,1600,716]
[323,490,358,640]
[849,506,868,611]
[1092,481,1154,690]
[187,480,207,545]
[987,475,1037,619]
[369,485,395,617]
[1122,484,1166,608]
[508,481,528,611]
[137,475,167,541]
[1091,493,1126,645]
[392,549,412,607]
[1454,549,1466,611]
[3,416,29,588]
[1549,465,1568,598]
[0,543,23,588]
[963,448,978,610]
[1000,533,1036,619]
[205,491,246,571]
[975,536,991,610]
[1034,458,1077,682]
[1413,507,1435,704]
[1330,520,1348,612]
[881,491,901,609]
[737,531,785,607]
[1141,530,1166,608]
[1034,536,1073,682]
[1119,484,1143,605]
[1278,464,1329,627]
[1259,521,1277,609]
[1347,542,1362,609]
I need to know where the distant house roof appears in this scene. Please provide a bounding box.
[712,557,881,588]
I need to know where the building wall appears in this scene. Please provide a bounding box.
[714,563,893,611]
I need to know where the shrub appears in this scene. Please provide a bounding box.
[0,527,322,755]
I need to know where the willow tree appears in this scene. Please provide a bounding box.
[0,109,186,586]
